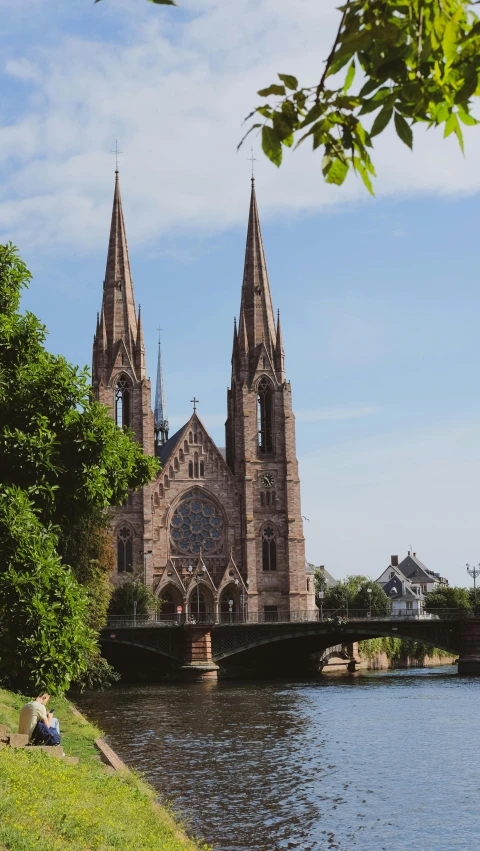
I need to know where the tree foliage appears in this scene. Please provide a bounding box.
[323,575,391,615]
[424,585,472,610]
[240,0,480,192]
[312,566,328,596]
[0,243,159,693]
[108,581,159,618]
[59,510,116,633]
[0,488,96,695]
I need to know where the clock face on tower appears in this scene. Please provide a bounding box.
[260,472,275,489]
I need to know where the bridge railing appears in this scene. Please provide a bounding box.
[103,608,474,629]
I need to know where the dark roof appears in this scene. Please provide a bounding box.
[306,562,338,587]
[382,575,424,600]
[157,424,186,466]
[398,555,434,584]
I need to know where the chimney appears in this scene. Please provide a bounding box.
[408,550,411,556]
[391,555,398,567]
[413,552,416,557]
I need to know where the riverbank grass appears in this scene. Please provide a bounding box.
[0,688,203,851]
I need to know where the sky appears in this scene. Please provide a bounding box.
[1,0,480,587]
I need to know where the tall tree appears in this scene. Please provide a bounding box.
[0,243,159,693]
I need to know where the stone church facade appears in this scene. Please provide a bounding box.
[92,170,315,620]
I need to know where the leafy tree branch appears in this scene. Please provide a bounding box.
[239,0,480,192]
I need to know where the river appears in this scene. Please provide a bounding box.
[77,667,480,851]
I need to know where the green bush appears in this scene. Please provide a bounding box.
[109,580,159,617]
[0,488,96,694]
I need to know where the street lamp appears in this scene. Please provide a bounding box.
[466,563,480,616]
[318,590,324,622]
[367,587,372,619]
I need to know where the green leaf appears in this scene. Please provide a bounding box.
[457,105,477,127]
[272,111,294,141]
[370,106,393,137]
[359,79,379,98]
[455,71,479,104]
[442,11,461,63]
[257,84,286,98]
[262,126,282,167]
[358,164,375,196]
[444,112,458,138]
[343,60,356,94]
[237,123,261,151]
[394,112,413,149]
[278,74,298,91]
[328,51,354,77]
[325,158,349,186]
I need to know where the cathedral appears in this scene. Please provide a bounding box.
[92,169,315,620]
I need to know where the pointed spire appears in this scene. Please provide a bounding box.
[99,304,107,350]
[239,180,276,379]
[275,309,285,383]
[154,330,169,446]
[135,305,146,379]
[238,307,249,362]
[231,316,239,369]
[102,171,137,356]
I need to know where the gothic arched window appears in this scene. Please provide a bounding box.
[200,461,205,478]
[188,460,194,479]
[115,375,131,429]
[262,526,276,572]
[194,452,199,478]
[257,379,273,454]
[117,526,133,573]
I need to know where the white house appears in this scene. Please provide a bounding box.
[382,574,426,618]
[377,553,448,595]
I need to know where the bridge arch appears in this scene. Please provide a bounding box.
[100,637,182,663]
[211,621,461,662]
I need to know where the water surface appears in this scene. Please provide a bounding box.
[78,668,480,851]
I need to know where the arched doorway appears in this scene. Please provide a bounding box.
[188,584,214,623]
[158,584,183,621]
[220,585,240,622]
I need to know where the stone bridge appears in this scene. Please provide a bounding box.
[100,612,480,679]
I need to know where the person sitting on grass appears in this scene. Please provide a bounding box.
[18,693,61,746]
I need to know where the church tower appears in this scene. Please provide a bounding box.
[92,170,155,578]
[226,179,312,616]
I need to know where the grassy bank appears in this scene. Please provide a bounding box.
[0,688,204,851]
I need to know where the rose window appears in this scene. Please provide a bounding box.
[170,489,224,554]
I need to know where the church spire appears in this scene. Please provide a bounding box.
[102,170,137,357]
[154,330,169,447]
[135,304,146,380]
[275,309,285,383]
[239,179,276,381]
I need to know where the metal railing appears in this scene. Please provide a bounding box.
[104,608,475,629]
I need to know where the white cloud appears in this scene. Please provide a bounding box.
[0,0,479,249]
